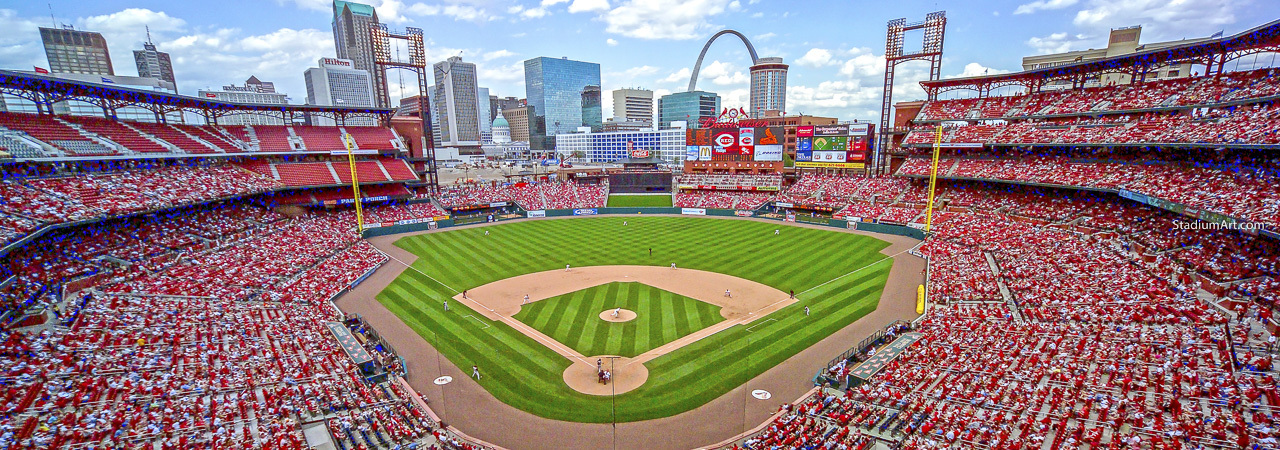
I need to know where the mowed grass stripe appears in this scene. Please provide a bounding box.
[379,216,896,422]
[514,282,722,358]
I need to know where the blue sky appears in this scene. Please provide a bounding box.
[0,0,1275,123]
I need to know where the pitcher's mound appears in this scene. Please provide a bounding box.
[599,309,637,322]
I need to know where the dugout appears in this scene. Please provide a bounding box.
[450,201,522,225]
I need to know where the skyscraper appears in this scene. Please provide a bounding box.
[581,85,602,132]
[40,27,113,75]
[433,56,480,146]
[658,91,721,129]
[134,39,176,89]
[612,88,654,127]
[477,87,492,143]
[523,56,602,150]
[490,96,522,122]
[304,57,376,126]
[749,57,788,117]
[332,0,388,108]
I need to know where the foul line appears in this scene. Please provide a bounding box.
[798,246,915,296]
[745,318,777,332]
[461,315,491,329]
[378,248,459,295]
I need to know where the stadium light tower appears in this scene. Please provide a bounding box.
[876,11,946,175]
[370,24,440,191]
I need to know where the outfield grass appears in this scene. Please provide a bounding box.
[606,194,673,207]
[513,282,723,358]
[377,216,893,422]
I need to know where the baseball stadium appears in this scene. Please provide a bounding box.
[0,3,1278,450]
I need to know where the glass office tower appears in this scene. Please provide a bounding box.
[524,57,602,150]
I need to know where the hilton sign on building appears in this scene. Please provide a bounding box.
[303,57,377,126]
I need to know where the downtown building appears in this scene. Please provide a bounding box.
[134,39,176,89]
[198,77,290,126]
[332,0,388,108]
[524,56,602,150]
[432,56,481,148]
[612,88,653,128]
[40,27,113,75]
[554,122,688,164]
[658,90,721,129]
[749,57,788,117]
[304,57,377,126]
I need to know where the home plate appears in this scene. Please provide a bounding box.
[751,389,771,400]
[434,376,453,385]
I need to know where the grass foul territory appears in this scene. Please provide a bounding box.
[376,216,893,423]
[606,194,673,207]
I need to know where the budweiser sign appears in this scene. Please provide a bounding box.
[699,107,769,128]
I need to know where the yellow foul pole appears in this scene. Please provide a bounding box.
[924,125,942,232]
[345,134,364,235]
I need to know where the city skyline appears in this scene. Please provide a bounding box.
[1,0,1276,124]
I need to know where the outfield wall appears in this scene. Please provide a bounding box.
[361,208,927,241]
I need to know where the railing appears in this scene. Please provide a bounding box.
[825,320,912,370]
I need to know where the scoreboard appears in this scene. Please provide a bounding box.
[795,123,873,169]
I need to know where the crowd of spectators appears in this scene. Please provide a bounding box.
[728,175,1277,449]
[436,180,607,211]
[0,199,498,449]
[915,67,1280,122]
[895,148,1280,228]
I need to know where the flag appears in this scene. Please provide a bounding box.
[33,66,49,74]
[100,77,114,84]
[1209,30,1224,38]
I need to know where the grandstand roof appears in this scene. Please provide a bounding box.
[920,19,1280,94]
[0,69,393,118]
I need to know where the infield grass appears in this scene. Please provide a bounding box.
[377,216,893,422]
[606,194,673,207]
[513,282,723,358]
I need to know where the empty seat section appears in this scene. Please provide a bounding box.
[173,124,242,153]
[292,126,345,151]
[0,112,116,155]
[333,161,390,183]
[345,126,397,150]
[129,122,216,154]
[274,163,338,187]
[70,116,169,153]
[379,159,419,181]
[250,125,294,152]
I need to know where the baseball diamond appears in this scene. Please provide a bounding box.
[370,216,895,423]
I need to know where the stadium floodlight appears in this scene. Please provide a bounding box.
[876,11,946,175]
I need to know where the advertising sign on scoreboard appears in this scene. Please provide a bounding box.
[738,127,754,156]
[757,127,782,145]
[686,146,700,161]
[754,144,783,161]
[796,122,874,169]
[812,136,847,151]
[797,125,814,137]
[713,129,737,154]
[699,146,713,159]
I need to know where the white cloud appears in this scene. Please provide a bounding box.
[947,62,1012,79]
[751,12,763,18]
[0,9,45,70]
[568,0,611,13]
[1013,0,1079,15]
[795,48,838,68]
[602,0,735,40]
[482,49,516,61]
[1072,0,1238,40]
[838,48,884,78]
[542,0,570,6]
[479,62,525,83]
[518,7,550,19]
[659,67,692,84]
[754,32,776,41]
[606,38,619,46]
[1025,32,1092,54]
